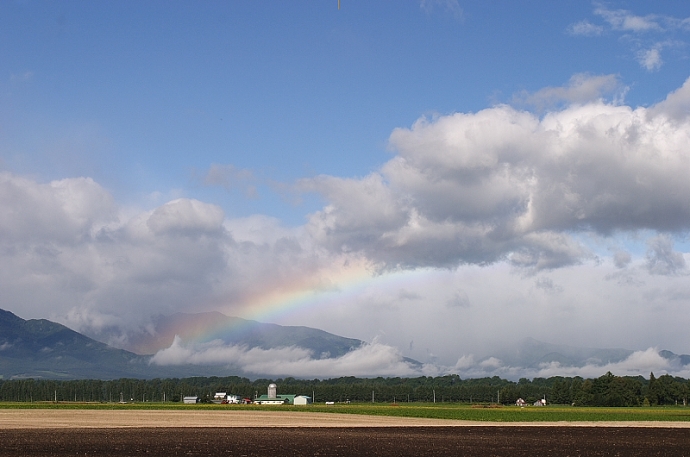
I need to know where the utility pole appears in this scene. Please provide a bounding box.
[433,390,436,403]
[372,391,375,403]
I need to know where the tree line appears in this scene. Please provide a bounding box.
[0,372,687,406]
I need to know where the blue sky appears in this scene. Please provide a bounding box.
[2,1,690,379]
[5,0,688,220]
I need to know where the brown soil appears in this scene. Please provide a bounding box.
[2,411,690,456]
[1,426,690,456]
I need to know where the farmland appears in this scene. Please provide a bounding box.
[1,406,690,456]
[2,401,690,423]
[2,426,690,457]
[2,403,689,456]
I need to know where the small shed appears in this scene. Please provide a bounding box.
[183,396,200,404]
[294,395,312,405]
[515,398,526,406]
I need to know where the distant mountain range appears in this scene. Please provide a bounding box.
[492,337,690,369]
[123,311,363,358]
[0,308,154,379]
[0,308,365,380]
[1,307,688,380]
[494,337,634,368]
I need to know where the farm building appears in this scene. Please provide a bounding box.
[294,395,312,405]
[225,394,241,404]
[212,393,241,404]
[254,397,291,405]
[515,398,526,406]
[253,383,303,405]
[183,396,200,404]
[253,393,297,405]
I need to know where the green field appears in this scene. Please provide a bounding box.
[2,402,689,422]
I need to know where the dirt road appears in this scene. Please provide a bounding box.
[1,409,690,429]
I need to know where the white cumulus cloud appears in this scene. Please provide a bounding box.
[302,77,690,271]
[150,336,435,378]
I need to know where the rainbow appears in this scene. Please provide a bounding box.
[229,261,439,326]
[230,260,375,324]
[170,263,436,348]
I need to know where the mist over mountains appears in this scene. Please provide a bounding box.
[0,308,152,379]
[0,308,403,379]
[1,308,689,381]
[121,311,363,358]
[496,337,635,369]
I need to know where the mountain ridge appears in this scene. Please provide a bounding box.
[124,311,363,358]
[492,337,635,368]
[0,308,153,379]
[0,308,368,380]
[490,337,690,369]
[2,308,688,380]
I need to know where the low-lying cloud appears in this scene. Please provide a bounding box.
[149,336,687,381]
[150,336,434,378]
[452,348,686,380]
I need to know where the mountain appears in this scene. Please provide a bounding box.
[492,337,635,368]
[123,311,364,358]
[660,350,690,367]
[0,308,153,379]
[491,337,690,369]
[0,308,367,380]
[5,306,686,381]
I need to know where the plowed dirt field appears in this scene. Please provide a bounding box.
[1,426,690,456]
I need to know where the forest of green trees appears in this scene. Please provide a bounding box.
[0,372,687,407]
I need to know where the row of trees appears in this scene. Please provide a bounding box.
[0,372,687,406]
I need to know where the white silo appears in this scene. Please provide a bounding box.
[268,383,277,399]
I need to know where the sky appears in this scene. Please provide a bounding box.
[2,0,690,379]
